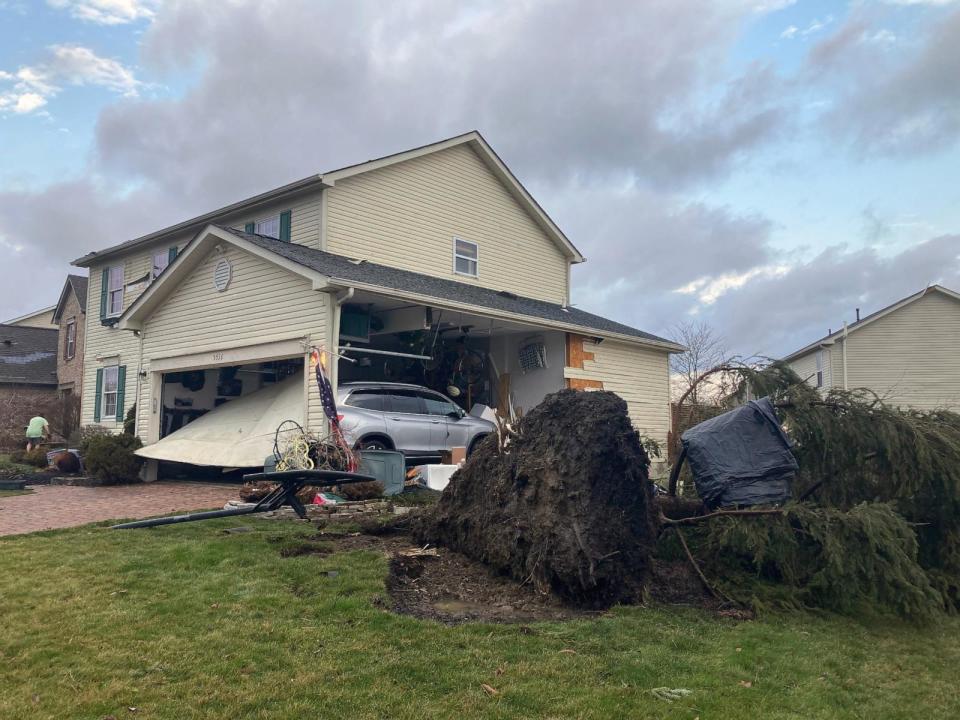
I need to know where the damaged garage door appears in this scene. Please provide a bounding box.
[136,372,304,468]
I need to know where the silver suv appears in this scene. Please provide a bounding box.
[337,382,496,460]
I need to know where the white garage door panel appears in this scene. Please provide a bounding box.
[136,372,304,468]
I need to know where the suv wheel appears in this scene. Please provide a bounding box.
[358,437,390,451]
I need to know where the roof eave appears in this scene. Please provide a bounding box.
[71,175,329,267]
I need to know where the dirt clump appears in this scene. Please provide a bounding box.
[417,389,658,609]
[387,547,594,624]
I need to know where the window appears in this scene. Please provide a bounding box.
[421,392,458,416]
[815,350,824,388]
[107,265,124,316]
[346,390,387,411]
[388,391,425,415]
[64,319,76,360]
[152,251,169,278]
[453,237,478,277]
[102,366,119,419]
[256,215,281,239]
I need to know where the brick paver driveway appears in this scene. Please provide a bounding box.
[0,482,238,536]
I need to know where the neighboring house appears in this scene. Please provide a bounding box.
[0,324,58,443]
[72,131,684,478]
[52,274,89,400]
[3,306,57,330]
[783,285,960,411]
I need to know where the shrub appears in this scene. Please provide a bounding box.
[69,424,111,448]
[8,447,49,468]
[81,433,143,484]
[124,404,136,435]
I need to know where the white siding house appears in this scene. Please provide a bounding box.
[783,285,960,411]
[73,132,683,478]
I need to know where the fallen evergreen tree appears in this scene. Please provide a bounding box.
[664,362,960,618]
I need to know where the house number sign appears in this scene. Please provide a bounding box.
[213,258,232,292]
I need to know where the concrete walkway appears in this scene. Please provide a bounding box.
[0,482,238,536]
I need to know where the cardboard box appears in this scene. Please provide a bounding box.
[450,446,467,465]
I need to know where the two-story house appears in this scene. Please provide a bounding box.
[783,284,960,410]
[72,132,683,479]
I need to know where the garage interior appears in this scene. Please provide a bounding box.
[335,289,568,420]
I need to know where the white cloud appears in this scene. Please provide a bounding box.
[0,44,139,116]
[753,0,797,12]
[882,0,959,5]
[674,265,790,305]
[47,0,158,25]
[781,16,834,40]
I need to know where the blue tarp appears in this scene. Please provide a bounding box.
[681,397,797,509]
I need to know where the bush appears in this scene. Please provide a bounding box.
[69,425,111,448]
[8,447,50,468]
[124,404,136,435]
[80,433,143,484]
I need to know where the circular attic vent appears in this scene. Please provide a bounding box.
[213,258,232,292]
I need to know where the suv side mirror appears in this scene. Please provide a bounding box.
[447,409,464,420]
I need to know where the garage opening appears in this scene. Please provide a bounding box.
[334,291,568,460]
[158,359,301,439]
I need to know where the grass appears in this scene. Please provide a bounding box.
[0,452,38,475]
[1,519,958,720]
[0,488,33,497]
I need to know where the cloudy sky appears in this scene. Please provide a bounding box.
[1,0,958,357]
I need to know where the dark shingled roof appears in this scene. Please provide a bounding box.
[219,227,679,348]
[0,324,58,385]
[53,274,89,324]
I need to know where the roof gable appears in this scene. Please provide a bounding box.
[52,275,89,323]
[783,285,960,362]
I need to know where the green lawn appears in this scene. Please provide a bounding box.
[0,488,32,497]
[1,519,957,719]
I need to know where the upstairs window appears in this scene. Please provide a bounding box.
[256,215,280,239]
[244,210,292,241]
[815,350,824,388]
[152,247,178,279]
[107,265,124,317]
[64,319,76,360]
[453,237,478,277]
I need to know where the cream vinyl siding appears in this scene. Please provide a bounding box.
[325,144,570,304]
[565,338,672,455]
[81,241,183,430]
[788,347,832,393]
[134,247,330,439]
[843,291,960,410]
[227,191,322,248]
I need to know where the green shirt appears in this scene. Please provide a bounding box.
[25,416,48,438]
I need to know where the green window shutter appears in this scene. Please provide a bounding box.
[115,366,127,422]
[99,268,109,320]
[244,222,255,233]
[168,246,178,264]
[279,210,292,242]
[93,368,103,422]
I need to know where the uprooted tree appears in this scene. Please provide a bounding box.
[416,363,960,620]
[665,361,960,618]
[417,389,658,609]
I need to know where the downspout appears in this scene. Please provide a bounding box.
[842,321,848,390]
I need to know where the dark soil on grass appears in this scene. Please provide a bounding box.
[416,390,659,610]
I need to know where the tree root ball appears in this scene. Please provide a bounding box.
[416,389,657,609]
